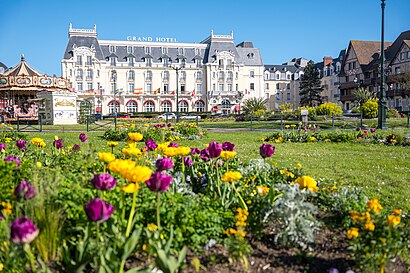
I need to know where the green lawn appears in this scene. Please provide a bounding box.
[24,130,410,211]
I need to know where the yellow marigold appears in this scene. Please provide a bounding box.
[157,142,170,152]
[31,137,46,147]
[393,209,402,215]
[347,227,359,239]
[107,141,118,147]
[122,165,152,183]
[310,136,317,142]
[225,228,237,235]
[364,221,375,231]
[5,137,12,143]
[122,147,142,157]
[177,146,191,156]
[162,147,178,157]
[98,152,116,163]
[120,183,139,193]
[235,230,246,238]
[367,199,383,214]
[128,132,143,142]
[2,203,12,215]
[256,185,269,196]
[147,223,158,232]
[280,169,295,178]
[235,221,247,227]
[387,215,401,227]
[221,171,242,183]
[275,136,283,143]
[220,151,237,160]
[107,159,136,174]
[294,176,318,192]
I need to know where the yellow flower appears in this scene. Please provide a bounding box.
[225,228,237,235]
[275,136,283,143]
[280,169,295,178]
[98,152,116,163]
[291,124,296,128]
[309,136,317,142]
[122,165,152,183]
[128,132,143,142]
[235,230,246,238]
[364,221,375,232]
[296,163,302,168]
[162,147,178,157]
[120,183,139,193]
[387,215,401,227]
[221,171,242,183]
[285,125,290,129]
[0,262,3,271]
[367,199,383,214]
[147,223,158,232]
[393,209,402,215]
[107,141,118,147]
[36,162,42,168]
[294,176,318,192]
[31,137,46,147]
[256,185,269,196]
[54,135,59,140]
[347,227,359,239]
[122,147,142,157]
[5,137,11,143]
[2,203,12,215]
[220,151,237,160]
[177,146,191,156]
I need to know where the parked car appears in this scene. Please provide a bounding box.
[156,113,176,120]
[180,114,201,121]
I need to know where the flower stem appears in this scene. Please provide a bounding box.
[23,243,36,272]
[156,192,161,229]
[125,190,138,237]
[232,182,248,210]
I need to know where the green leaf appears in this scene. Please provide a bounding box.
[122,228,142,261]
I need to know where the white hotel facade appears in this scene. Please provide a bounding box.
[61,24,265,116]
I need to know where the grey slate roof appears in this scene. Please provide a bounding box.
[236,48,263,66]
[264,64,299,73]
[0,62,8,74]
[63,36,105,60]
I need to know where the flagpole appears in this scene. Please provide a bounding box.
[111,71,117,129]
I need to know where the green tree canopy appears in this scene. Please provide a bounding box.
[299,61,323,107]
[353,87,376,107]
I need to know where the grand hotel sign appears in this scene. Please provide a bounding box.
[126,36,177,43]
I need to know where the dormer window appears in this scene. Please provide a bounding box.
[145,47,151,54]
[163,57,169,67]
[109,46,115,53]
[247,53,254,59]
[250,71,255,78]
[127,46,132,54]
[146,57,152,67]
[178,48,184,54]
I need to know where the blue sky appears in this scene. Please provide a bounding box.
[1,0,409,76]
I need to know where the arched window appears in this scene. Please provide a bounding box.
[126,101,138,113]
[108,101,119,114]
[161,101,172,112]
[143,101,155,112]
[195,101,205,112]
[178,101,188,112]
[221,99,231,114]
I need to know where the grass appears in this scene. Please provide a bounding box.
[24,129,410,211]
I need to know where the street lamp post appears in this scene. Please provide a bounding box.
[111,70,117,128]
[170,63,184,123]
[378,0,387,130]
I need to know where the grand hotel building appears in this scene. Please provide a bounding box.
[61,24,264,115]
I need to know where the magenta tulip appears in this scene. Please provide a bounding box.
[145,172,172,192]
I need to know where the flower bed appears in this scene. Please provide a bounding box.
[0,133,408,272]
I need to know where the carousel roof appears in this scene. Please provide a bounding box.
[3,54,42,77]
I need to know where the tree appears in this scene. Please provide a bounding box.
[353,87,376,107]
[299,61,323,107]
[242,97,267,115]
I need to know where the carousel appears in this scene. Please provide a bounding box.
[0,54,77,124]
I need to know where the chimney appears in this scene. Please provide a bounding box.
[323,56,332,67]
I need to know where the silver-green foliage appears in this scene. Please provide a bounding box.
[268,184,320,250]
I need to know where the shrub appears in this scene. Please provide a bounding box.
[315,102,343,117]
[360,99,378,118]
[386,108,401,118]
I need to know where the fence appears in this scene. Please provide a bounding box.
[16,115,43,132]
[86,115,117,132]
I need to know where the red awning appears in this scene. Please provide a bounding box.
[96,106,102,112]
[234,105,240,111]
[212,106,219,112]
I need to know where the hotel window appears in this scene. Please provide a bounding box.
[76,56,82,65]
[180,85,185,93]
[160,101,171,112]
[146,57,152,67]
[163,71,170,81]
[145,47,150,54]
[227,59,232,69]
[195,101,205,112]
[196,59,202,68]
[87,83,93,91]
[179,71,186,80]
[108,101,119,113]
[86,69,93,80]
[196,84,202,92]
[128,83,134,93]
[196,71,202,80]
[227,71,233,81]
[127,46,132,54]
[276,93,280,100]
[235,72,238,80]
[109,46,115,53]
[276,83,280,89]
[146,71,152,81]
[128,57,134,67]
[86,56,92,66]
[128,70,135,81]
[287,74,291,80]
[144,101,155,112]
[163,84,169,94]
[265,83,269,89]
[218,59,224,69]
[218,71,224,80]
[286,83,290,90]
[235,84,238,91]
[162,47,166,54]
[408,52,410,59]
[127,101,138,113]
[97,70,100,77]
[287,93,291,101]
[69,69,72,77]
[219,84,224,92]
[212,84,216,91]
[181,58,186,68]
[195,48,199,55]
[400,52,406,60]
[227,84,233,92]
[76,69,83,80]
[250,83,254,90]
[178,101,188,112]
[265,74,269,80]
[146,83,152,94]
[163,58,169,67]
[276,73,280,80]
[110,57,116,66]
[77,82,83,91]
[178,48,184,54]
[250,71,255,78]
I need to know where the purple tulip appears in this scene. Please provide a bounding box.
[91,173,117,191]
[190,147,200,155]
[370,128,376,133]
[346,270,355,273]
[145,139,158,151]
[208,142,222,158]
[356,127,361,131]
[200,148,210,162]
[79,133,88,143]
[72,144,81,153]
[183,156,193,166]
[14,180,36,200]
[84,198,114,223]
[222,142,235,151]
[0,143,5,151]
[168,142,178,148]
[10,217,39,244]
[5,156,20,167]
[145,172,172,192]
[16,140,27,151]
[328,269,339,273]
[53,139,64,149]
[259,144,275,158]
[156,157,174,171]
